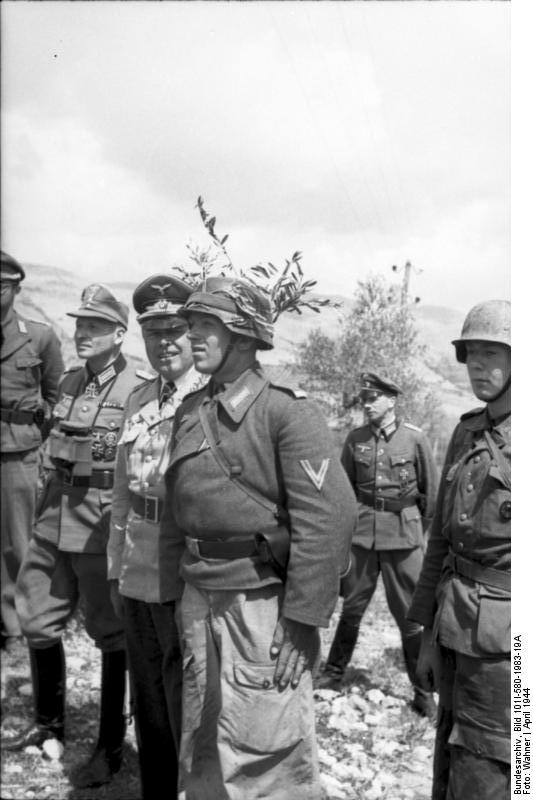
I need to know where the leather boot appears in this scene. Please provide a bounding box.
[73,649,127,788]
[3,642,65,751]
[313,620,360,690]
[402,631,437,721]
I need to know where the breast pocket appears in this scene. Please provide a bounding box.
[390,452,416,489]
[353,451,373,482]
[15,354,42,387]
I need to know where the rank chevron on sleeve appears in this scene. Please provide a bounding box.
[299,458,330,491]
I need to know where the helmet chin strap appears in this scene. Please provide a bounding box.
[488,376,511,404]
[212,333,238,379]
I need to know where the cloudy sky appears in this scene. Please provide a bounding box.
[1,1,512,312]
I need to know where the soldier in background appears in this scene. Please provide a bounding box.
[315,372,439,720]
[1,251,64,651]
[409,300,511,799]
[159,276,357,800]
[107,274,202,800]
[3,284,142,789]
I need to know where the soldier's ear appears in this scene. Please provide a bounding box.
[114,325,126,345]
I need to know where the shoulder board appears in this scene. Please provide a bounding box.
[63,365,81,374]
[270,382,307,399]
[21,315,51,329]
[135,369,156,382]
[404,422,422,432]
[460,406,485,421]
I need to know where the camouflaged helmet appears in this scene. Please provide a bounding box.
[178,276,274,350]
[452,299,511,363]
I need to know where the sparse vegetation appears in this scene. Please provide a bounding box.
[1,584,433,800]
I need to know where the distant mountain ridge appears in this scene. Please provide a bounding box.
[16,262,477,426]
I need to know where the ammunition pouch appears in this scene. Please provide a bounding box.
[48,421,93,477]
[255,526,290,581]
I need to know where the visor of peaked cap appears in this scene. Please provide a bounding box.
[359,372,402,396]
[133,274,193,322]
[1,251,25,282]
[66,283,129,328]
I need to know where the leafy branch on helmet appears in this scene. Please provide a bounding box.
[172,196,341,323]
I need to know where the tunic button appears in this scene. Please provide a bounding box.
[145,456,152,463]
[457,542,464,551]
[378,449,384,456]
[262,679,270,688]
[377,488,383,493]
[459,513,467,521]
[473,456,480,464]
[109,421,116,428]
[81,405,89,412]
[466,484,474,492]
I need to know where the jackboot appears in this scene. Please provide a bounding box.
[3,642,66,751]
[313,620,360,690]
[73,649,127,788]
[402,631,437,721]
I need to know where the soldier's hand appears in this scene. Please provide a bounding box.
[109,580,125,621]
[270,617,320,689]
[416,627,442,692]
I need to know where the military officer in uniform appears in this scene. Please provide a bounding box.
[1,252,64,649]
[4,284,142,789]
[315,372,439,719]
[159,276,357,800]
[107,274,203,800]
[409,300,511,799]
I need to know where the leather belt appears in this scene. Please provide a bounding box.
[61,470,114,489]
[130,493,163,524]
[185,536,258,560]
[1,407,44,426]
[358,489,418,513]
[446,552,510,592]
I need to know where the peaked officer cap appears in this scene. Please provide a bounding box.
[67,284,129,328]
[1,251,25,283]
[133,274,193,323]
[359,372,402,396]
[178,276,274,350]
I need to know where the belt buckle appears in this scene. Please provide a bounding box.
[144,495,159,524]
[185,537,201,558]
[374,496,385,512]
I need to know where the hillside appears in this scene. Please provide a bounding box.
[15,262,477,431]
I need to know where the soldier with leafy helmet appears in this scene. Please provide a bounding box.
[159,273,356,799]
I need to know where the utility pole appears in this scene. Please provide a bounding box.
[392,261,421,306]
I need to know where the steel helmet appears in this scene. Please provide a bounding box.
[452,299,510,363]
[178,276,274,350]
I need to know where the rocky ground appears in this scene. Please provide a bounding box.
[1,581,434,800]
